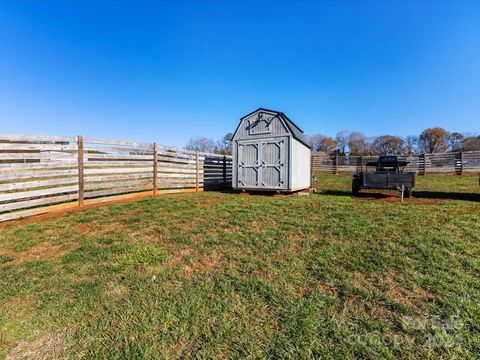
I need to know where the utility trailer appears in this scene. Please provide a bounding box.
[352,156,416,198]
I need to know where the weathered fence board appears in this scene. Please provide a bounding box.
[0,134,233,222]
[0,177,79,191]
[312,152,480,175]
[0,194,79,213]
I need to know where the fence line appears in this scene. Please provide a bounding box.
[311,151,480,175]
[2,133,478,222]
[0,134,232,222]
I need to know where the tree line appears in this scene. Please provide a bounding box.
[184,133,233,155]
[307,128,480,156]
[184,128,480,156]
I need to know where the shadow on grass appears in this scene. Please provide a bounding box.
[319,189,480,202]
[319,190,392,199]
[413,191,480,202]
[204,187,236,194]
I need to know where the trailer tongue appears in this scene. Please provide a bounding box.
[352,156,416,198]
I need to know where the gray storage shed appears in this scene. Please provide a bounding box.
[232,108,311,192]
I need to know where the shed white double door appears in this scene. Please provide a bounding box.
[237,137,287,190]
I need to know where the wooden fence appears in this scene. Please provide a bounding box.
[311,151,480,175]
[0,134,232,222]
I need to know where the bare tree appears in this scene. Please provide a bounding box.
[216,132,233,155]
[404,135,418,155]
[371,135,404,155]
[448,132,464,152]
[335,131,350,155]
[348,131,369,155]
[307,134,338,154]
[306,134,323,151]
[318,136,338,154]
[185,136,217,153]
[461,136,480,151]
[418,127,449,153]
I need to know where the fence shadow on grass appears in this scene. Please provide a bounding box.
[319,190,480,202]
[413,191,480,202]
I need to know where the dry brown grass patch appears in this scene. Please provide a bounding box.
[1,295,34,319]
[298,282,339,298]
[183,250,224,277]
[164,247,198,271]
[6,330,67,360]
[3,242,78,265]
[197,197,225,207]
[102,281,130,298]
[353,270,436,311]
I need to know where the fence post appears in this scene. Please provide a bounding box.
[195,151,199,192]
[77,135,84,208]
[153,143,158,194]
[311,153,316,174]
[421,154,426,175]
[460,151,464,175]
[223,155,227,188]
[334,154,338,175]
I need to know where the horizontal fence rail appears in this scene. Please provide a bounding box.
[0,134,232,222]
[311,151,480,175]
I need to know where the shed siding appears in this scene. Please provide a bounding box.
[290,138,311,191]
[232,109,311,192]
[234,112,289,141]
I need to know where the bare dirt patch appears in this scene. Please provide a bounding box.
[353,192,445,205]
[77,223,95,234]
[0,209,82,230]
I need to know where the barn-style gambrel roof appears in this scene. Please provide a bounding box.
[232,108,311,149]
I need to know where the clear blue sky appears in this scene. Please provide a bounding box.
[0,1,479,147]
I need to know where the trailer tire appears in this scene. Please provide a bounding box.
[404,188,412,198]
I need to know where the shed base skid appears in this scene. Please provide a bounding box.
[236,189,310,197]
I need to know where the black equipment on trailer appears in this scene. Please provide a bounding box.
[352,155,416,197]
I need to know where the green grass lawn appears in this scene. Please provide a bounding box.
[1,175,479,359]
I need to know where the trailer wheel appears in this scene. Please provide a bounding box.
[352,180,360,196]
[404,188,412,198]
